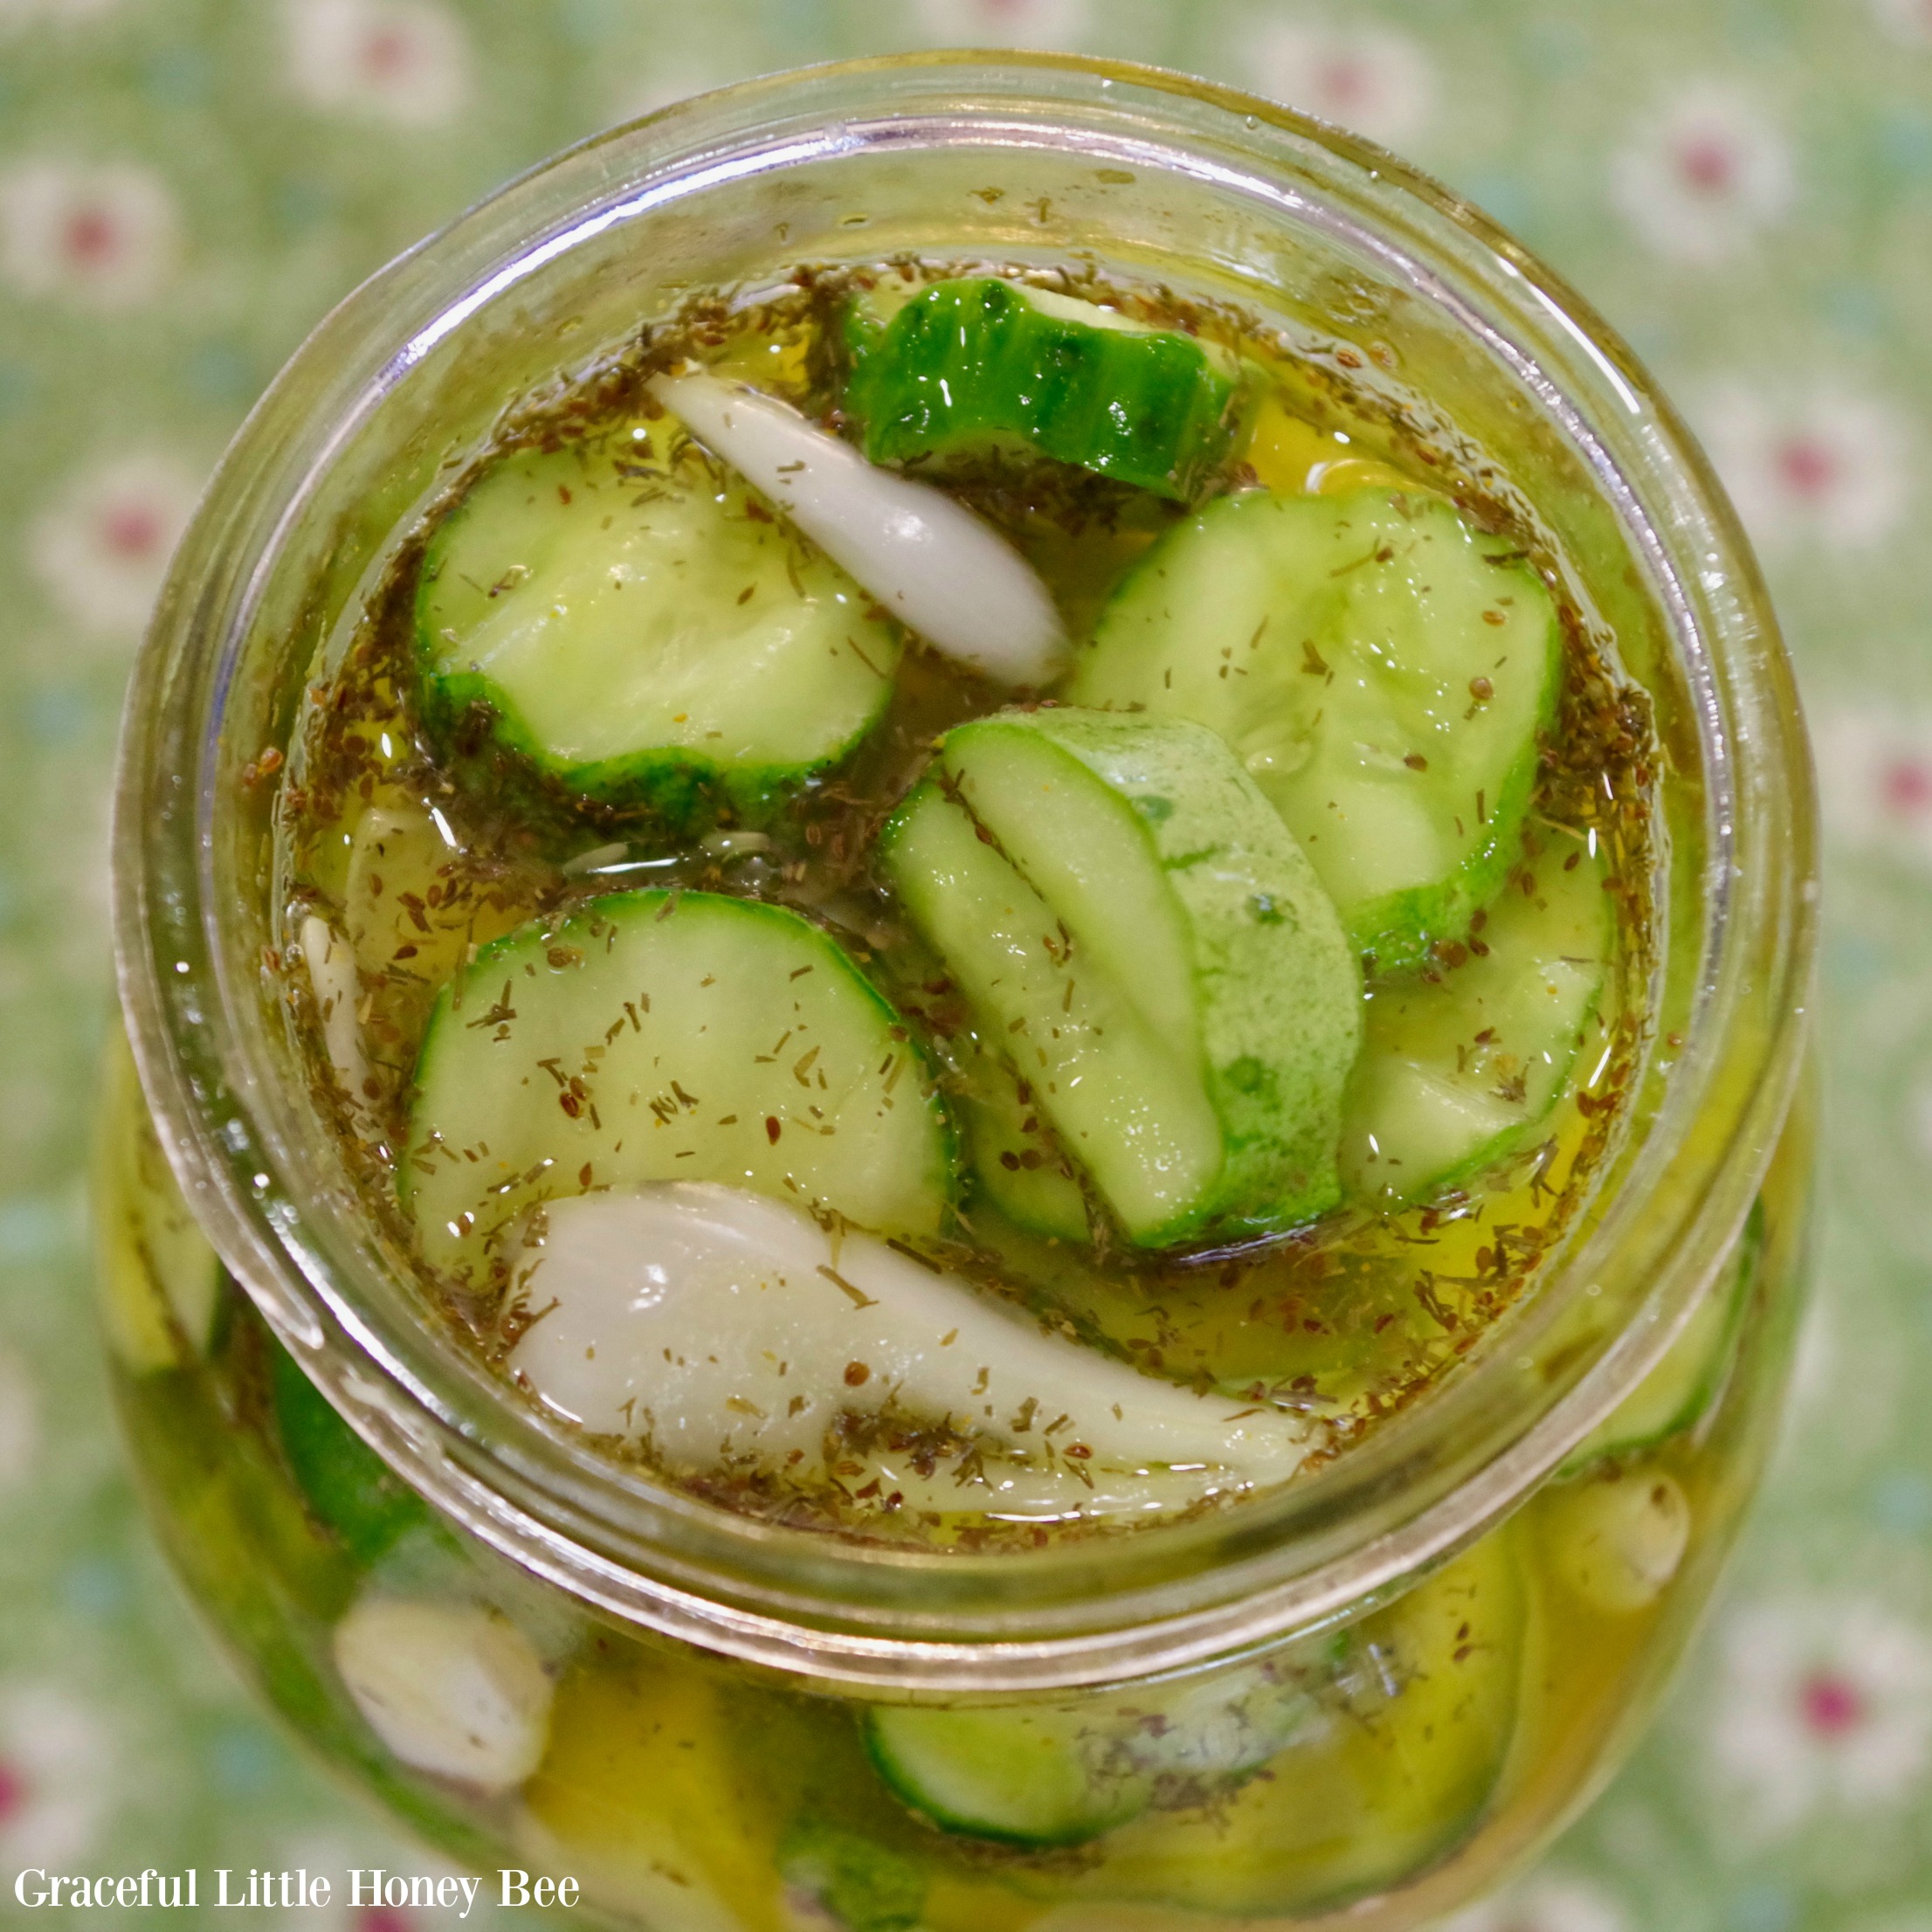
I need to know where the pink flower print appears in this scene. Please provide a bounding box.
[1815,709,1932,866]
[1799,1669,1867,1738]
[1710,1595,1932,1840]
[912,0,1093,51]
[285,0,473,128]
[0,1684,115,1867]
[1242,21,1435,148]
[1611,83,1794,265]
[0,159,179,308]
[1695,379,1911,555]
[28,450,203,644]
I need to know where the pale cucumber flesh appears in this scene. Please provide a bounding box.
[1342,838,1611,1206]
[884,778,1218,1244]
[417,431,902,813]
[1066,487,1563,971]
[881,708,1361,1246]
[404,890,950,1280]
[956,1038,1092,1243]
[1055,1528,1528,1914]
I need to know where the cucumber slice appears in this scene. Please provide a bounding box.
[416,431,902,814]
[1341,838,1611,1206]
[1066,488,1563,970]
[880,709,1361,1247]
[1561,1202,1763,1473]
[270,1337,431,1564]
[1059,1528,1528,1915]
[867,1661,1317,1849]
[404,891,949,1276]
[957,1039,1091,1243]
[845,278,1242,500]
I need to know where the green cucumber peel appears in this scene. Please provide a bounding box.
[270,1338,431,1564]
[415,431,902,818]
[844,277,1244,500]
[1067,486,1564,971]
[881,707,1361,1247]
[778,1820,928,1932]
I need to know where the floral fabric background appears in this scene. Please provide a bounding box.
[0,0,1927,1926]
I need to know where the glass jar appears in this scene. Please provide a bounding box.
[100,53,1817,1930]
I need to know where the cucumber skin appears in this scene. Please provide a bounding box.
[413,659,791,825]
[413,444,901,824]
[845,279,1240,500]
[1068,488,1563,972]
[401,890,957,1253]
[778,1819,928,1932]
[880,711,1361,1245]
[862,1717,1121,1852]
[1015,710,1361,1239]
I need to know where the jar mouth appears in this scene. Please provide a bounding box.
[113,51,1816,1691]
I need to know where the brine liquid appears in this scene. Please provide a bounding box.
[273,263,1654,1539]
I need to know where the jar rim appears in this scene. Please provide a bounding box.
[113,50,1816,1691]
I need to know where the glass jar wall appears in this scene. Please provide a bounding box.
[104,55,1816,1929]
[97,1048,1811,1928]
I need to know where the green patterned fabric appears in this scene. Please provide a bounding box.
[0,2,1924,1925]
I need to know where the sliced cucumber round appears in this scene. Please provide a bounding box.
[866,1660,1317,1849]
[880,709,1361,1247]
[1561,1201,1763,1474]
[845,278,1243,500]
[404,891,950,1279]
[1342,838,1611,1206]
[1066,487,1563,970]
[1057,1527,1528,1915]
[416,431,902,815]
